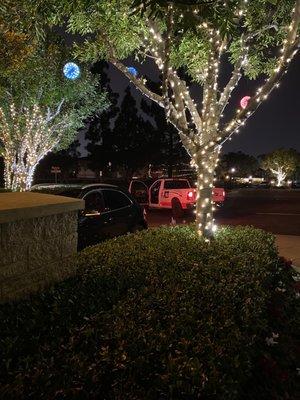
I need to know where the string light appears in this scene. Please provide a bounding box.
[114,1,299,238]
[0,103,65,191]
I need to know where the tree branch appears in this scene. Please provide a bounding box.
[172,72,202,130]
[137,50,159,60]
[246,24,278,40]
[219,23,279,116]
[98,29,164,107]
[218,37,248,113]
[201,28,222,144]
[146,19,203,134]
[147,18,200,138]
[221,0,300,143]
[46,99,65,123]
[162,3,173,118]
[109,57,164,107]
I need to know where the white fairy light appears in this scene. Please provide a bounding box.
[128,1,300,238]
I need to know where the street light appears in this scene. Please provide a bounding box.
[230,167,236,173]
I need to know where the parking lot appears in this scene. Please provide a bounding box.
[147,188,300,236]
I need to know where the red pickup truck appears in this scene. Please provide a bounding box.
[129,178,225,217]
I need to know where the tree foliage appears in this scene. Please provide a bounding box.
[0,12,108,190]
[0,34,107,149]
[3,0,299,233]
[261,148,300,185]
[52,0,296,81]
[219,151,259,178]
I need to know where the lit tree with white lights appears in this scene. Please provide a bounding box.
[261,148,300,186]
[22,0,300,236]
[0,32,107,191]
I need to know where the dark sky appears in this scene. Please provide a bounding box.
[80,53,300,157]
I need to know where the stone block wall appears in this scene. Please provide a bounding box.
[0,211,78,302]
[0,192,83,303]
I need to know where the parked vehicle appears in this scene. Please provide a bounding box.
[291,181,300,189]
[31,183,147,249]
[129,178,226,217]
[253,182,271,189]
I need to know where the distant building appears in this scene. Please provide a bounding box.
[76,158,97,179]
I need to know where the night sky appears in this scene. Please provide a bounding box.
[80,53,300,157]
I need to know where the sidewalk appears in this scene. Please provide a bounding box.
[276,235,300,273]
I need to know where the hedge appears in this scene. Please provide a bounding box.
[0,226,298,399]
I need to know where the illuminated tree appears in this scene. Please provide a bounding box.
[0,34,107,191]
[261,148,300,186]
[17,0,300,235]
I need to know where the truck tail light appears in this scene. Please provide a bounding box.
[187,191,194,200]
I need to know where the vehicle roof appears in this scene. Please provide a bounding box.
[131,177,189,183]
[31,183,118,190]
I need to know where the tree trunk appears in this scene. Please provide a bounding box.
[276,169,286,187]
[4,158,37,191]
[170,118,220,238]
[26,164,37,190]
[194,148,219,239]
[4,159,13,190]
[167,129,174,178]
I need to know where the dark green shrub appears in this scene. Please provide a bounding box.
[0,226,298,399]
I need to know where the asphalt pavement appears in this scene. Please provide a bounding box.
[217,188,300,235]
[147,188,300,236]
[146,188,300,267]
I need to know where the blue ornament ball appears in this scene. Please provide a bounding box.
[127,66,138,77]
[63,62,80,80]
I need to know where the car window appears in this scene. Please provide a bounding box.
[131,181,148,193]
[151,181,161,192]
[102,189,132,211]
[164,180,190,189]
[84,191,105,214]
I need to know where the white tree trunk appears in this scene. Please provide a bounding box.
[4,159,13,190]
[26,164,37,190]
[4,156,37,191]
[194,148,219,238]
[276,168,286,187]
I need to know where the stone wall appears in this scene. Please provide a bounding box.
[0,193,83,303]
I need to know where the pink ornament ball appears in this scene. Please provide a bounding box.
[240,96,251,109]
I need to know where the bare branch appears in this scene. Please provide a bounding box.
[46,99,65,123]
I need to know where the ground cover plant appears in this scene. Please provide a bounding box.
[0,226,299,399]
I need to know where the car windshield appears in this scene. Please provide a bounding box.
[31,187,82,198]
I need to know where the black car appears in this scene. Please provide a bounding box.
[31,183,147,249]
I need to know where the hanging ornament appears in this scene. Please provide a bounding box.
[127,66,138,77]
[240,96,251,109]
[63,62,80,80]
